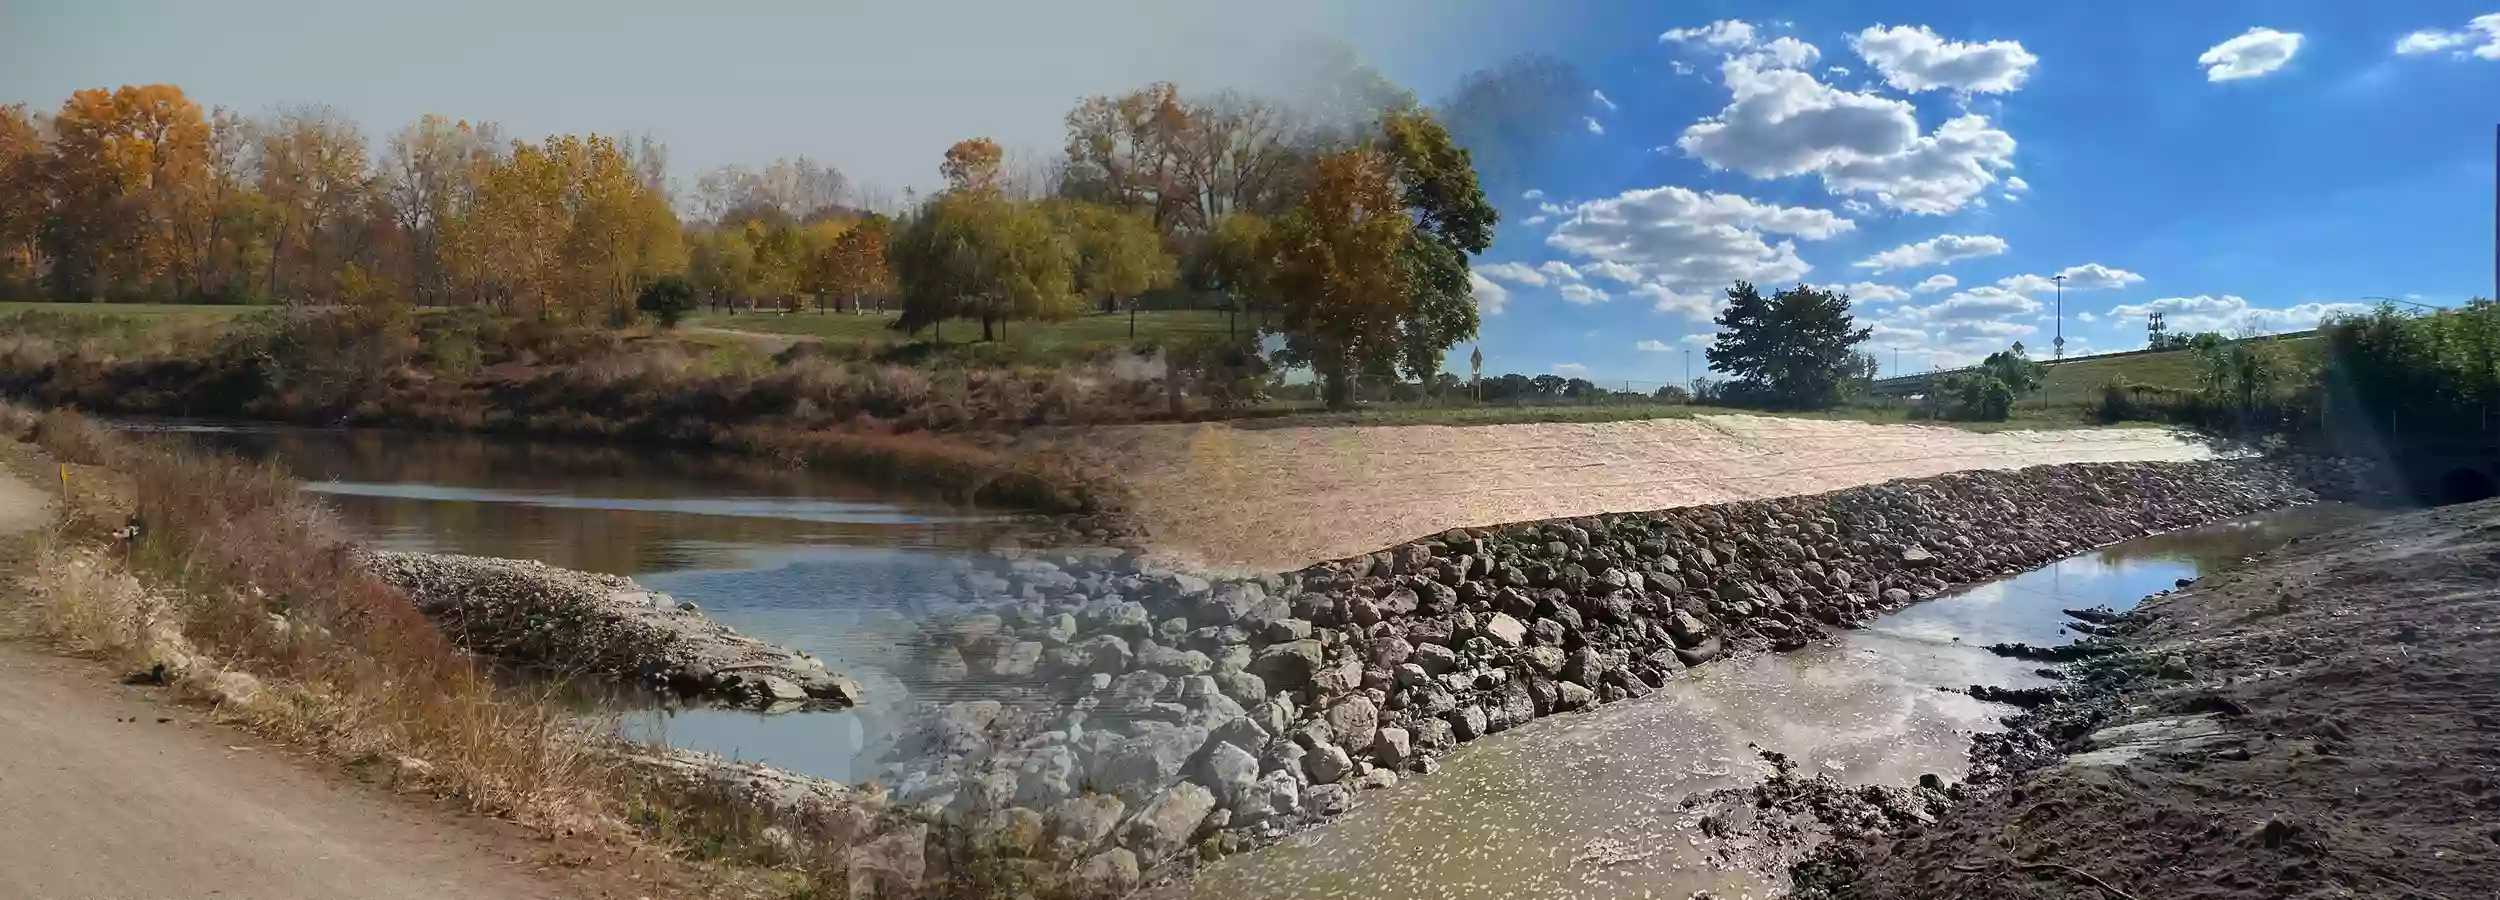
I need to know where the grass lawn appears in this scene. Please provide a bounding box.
[2020,334,2321,415]
[0,300,259,319]
[685,308,1250,362]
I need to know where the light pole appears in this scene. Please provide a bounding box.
[2361,295,2441,313]
[1683,348,1692,391]
[2051,274,2067,360]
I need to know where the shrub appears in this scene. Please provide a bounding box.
[636,276,699,328]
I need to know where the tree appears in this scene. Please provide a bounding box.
[1435,54,1593,193]
[890,191,1077,341]
[1053,201,1175,315]
[1256,146,1412,408]
[637,274,697,327]
[1936,345,2045,420]
[1705,282,1873,409]
[1205,212,1272,331]
[1377,108,1497,382]
[256,105,375,303]
[385,115,498,307]
[0,104,48,290]
[816,214,893,312]
[43,84,212,299]
[941,138,1005,195]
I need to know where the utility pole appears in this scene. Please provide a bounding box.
[1683,348,1692,391]
[2051,274,2067,360]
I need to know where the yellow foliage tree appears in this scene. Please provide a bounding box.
[44,84,212,299]
[1259,146,1412,409]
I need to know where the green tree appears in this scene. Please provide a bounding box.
[1705,282,1873,409]
[636,274,697,327]
[1257,146,1413,409]
[890,192,1077,342]
[1376,108,1497,383]
[1052,201,1175,315]
[1936,345,2045,420]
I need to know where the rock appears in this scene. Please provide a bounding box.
[1411,642,1460,674]
[1304,741,1354,785]
[1311,657,1364,696]
[1562,648,1615,687]
[1367,636,1416,669]
[1374,727,1412,768]
[1200,742,1262,809]
[1137,642,1213,677]
[1900,546,1938,567]
[1213,668,1267,708]
[1045,795,1126,849]
[1524,645,1567,676]
[1249,639,1326,688]
[1209,712,1273,755]
[1881,587,1915,607]
[975,807,1046,858]
[1303,783,1351,817]
[1557,680,1596,711]
[1666,611,1711,648]
[1124,782,1217,864]
[1088,725,1203,804]
[1674,635,1724,668]
[1483,612,1528,648]
[1446,704,1489,741]
[1492,680,1535,732]
[1324,697,1381,752]
[1265,618,1315,643]
[1073,848,1141,895]
[1012,745,1078,805]
[985,641,1044,678]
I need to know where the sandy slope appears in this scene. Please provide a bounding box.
[1087,415,2218,572]
[0,469,585,900]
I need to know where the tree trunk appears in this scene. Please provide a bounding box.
[981,315,996,342]
[1321,357,1355,410]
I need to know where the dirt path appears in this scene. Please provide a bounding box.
[1086,415,2218,571]
[1822,498,2500,899]
[0,469,595,900]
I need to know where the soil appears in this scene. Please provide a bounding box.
[1801,498,2500,900]
[1081,414,2214,572]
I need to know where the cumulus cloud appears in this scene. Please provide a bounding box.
[1520,189,1546,200]
[1633,282,1722,319]
[1747,37,1823,70]
[1678,52,2016,214]
[2394,14,2500,59]
[2005,176,2030,192]
[1543,185,1855,317]
[1680,333,1715,347]
[1635,339,1673,352]
[2075,310,2098,323]
[1523,215,1550,226]
[1914,274,1958,294]
[1539,260,1585,281]
[2199,27,2305,81]
[1586,117,1606,135]
[1476,262,1548,286]
[1831,281,1911,303]
[1853,234,2008,272]
[1579,260,1646,284]
[2104,296,2368,334]
[1592,89,1617,110]
[1553,362,1591,376]
[1998,263,2146,294]
[1660,19,1757,49]
[1840,198,1875,215]
[1558,283,1612,305]
[1850,24,2039,94]
[1469,271,1511,316]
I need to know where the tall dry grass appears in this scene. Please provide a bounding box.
[17,408,618,830]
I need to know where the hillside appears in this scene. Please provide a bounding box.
[2020,332,2322,416]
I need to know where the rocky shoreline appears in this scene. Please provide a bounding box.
[365,551,863,709]
[839,456,2374,891]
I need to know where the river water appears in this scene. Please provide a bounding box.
[160,424,2369,894]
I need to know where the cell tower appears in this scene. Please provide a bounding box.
[2147,311,2167,348]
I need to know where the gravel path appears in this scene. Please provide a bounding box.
[1086,415,2217,572]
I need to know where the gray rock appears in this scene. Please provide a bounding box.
[1666,611,1711,648]
[1311,657,1364,696]
[986,641,1044,677]
[1323,697,1381,752]
[1303,783,1352,817]
[1043,613,1079,645]
[1374,726,1412,768]
[1523,645,1567,676]
[1012,745,1078,806]
[1882,587,1915,606]
[1213,668,1268,708]
[1447,704,1489,741]
[1265,618,1315,643]
[1411,642,1460,674]
[1482,612,1528,648]
[1901,546,1938,567]
[1046,794,1126,848]
[1201,742,1262,808]
[1209,713,1272,755]
[1558,680,1597,710]
[1087,724,1204,804]
[1124,782,1216,864]
[1234,770,1304,823]
[1249,639,1325,688]
[1137,642,1213,677]
[1304,741,1354,785]
[1074,848,1141,895]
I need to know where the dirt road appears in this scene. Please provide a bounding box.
[1088,415,2217,571]
[0,469,587,900]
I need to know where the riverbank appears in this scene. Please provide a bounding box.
[1780,496,2500,899]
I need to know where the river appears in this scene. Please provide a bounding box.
[157,424,2370,894]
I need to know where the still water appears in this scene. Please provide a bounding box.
[158,423,2367,894]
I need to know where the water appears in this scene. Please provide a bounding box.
[152,423,2370,890]
[1182,504,2375,900]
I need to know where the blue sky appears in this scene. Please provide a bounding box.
[1457,1,2499,383]
[4,1,2494,383]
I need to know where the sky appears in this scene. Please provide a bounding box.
[5,1,2497,383]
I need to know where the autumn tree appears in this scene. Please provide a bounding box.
[42,84,212,299]
[256,105,374,303]
[1204,212,1271,332]
[384,115,498,307]
[0,104,46,289]
[1257,146,1413,408]
[941,138,1006,195]
[891,192,1076,341]
[814,214,893,313]
[1377,108,1497,382]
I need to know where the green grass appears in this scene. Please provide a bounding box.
[2023,334,2321,413]
[1229,399,2156,432]
[0,300,258,319]
[687,308,1248,361]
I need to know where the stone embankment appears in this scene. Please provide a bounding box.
[365,551,861,709]
[857,457,2371,890]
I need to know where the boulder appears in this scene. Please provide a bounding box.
[1304,742,1354,785]
[1411,642,1460,674]
[1446,704,1489,741]
[1303,783,1352,817]
[1045,794,1126,849]
[1523,645,1567,676]
[1558,680,1597,711]
[1374,727,1412,768]
[1249,639,1325,688]
[1323,697,1381,752]
[1482,612,1528,648]
[1234,770,1304,823]
[1200,742,1261,808]
[1124,782,1217,864]
[1074,848,1141,895]
[1665,611,1711,648]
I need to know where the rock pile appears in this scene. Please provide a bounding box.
[867,457,2364,878]
[366,551,862,709]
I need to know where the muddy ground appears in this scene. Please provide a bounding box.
[1800,497,2500,899]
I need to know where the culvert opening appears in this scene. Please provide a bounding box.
[2434,468,2497,505]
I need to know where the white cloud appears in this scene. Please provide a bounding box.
[1521,189,1546,200]
[1635,339,1673,352]
[1747,36,1822,70]
[1914,274,1958,294]
[1543,185,1855,314]
[1469,271,1511,316]
[1998,263,2146,294]
[1832,281,1911,303]
[1840,198,1874,215]
[1586,117,1606,135]
[2075,310,2098,323]
[1660,19,1757,49]
[1851,24,2039,94]
[1678,55,2016,214]
[1539,260,1585,281]
[2394,14,2500,59]
[1826,65,1852,77]
[1866,284,2047,367]
[1680,333,1715,347]
[1523,215,1550,226]
[1633,282,1722,319]
[1553,362,1591,376]
[2199,27,2305,81]
[1593,89,1617,110]
[2005,176,2030,192]
[1476,262,1548,287]
[2104,295,2368,334]
[1853,233,2008,272]
[1558,283,1612,305]
[1672,60,1698,76]
[1579,260,1646,284]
